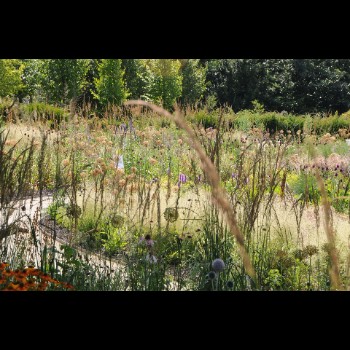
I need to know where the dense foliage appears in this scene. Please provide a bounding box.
[2,59,350,114]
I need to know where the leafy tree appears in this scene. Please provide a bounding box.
[80,59,99,106]
[180,59,207,107]
[122,59,153,100]
[93,59,128,107]
[291,59,350,114]
[40,59,89,105]
[0,59,24,98]
[147,59,182,110]
[257,59,296,111]
[205,59,350,114]
[18,59,45,102]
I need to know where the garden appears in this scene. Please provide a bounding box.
[1,99,350,291]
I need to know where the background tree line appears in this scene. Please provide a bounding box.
[1,58,350,114]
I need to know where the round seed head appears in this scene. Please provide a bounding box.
[212,258,225,272]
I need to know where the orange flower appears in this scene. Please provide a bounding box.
[17,283,29,291]
[2,269,14,278]
[62,282,74,290]
[27,269,41,277]
[24,267,35,274]
[26,279,37,291]
[14,273,27,284]
[37,281,48,291]
[5,282,20,291]
[0,262,9,270]
[40,273,57,283]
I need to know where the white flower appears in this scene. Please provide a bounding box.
[117,155,124,169]
[146,254,157,264]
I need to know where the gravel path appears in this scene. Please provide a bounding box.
[0,194,122,271]
[2,192,350,269]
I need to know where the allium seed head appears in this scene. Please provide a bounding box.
[226,281,234,289]
[208,271,216,280]
[212,258,225,272]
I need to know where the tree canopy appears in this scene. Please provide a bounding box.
[2,58,350,114]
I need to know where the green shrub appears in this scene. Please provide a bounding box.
[313,114,350,135]
[21,102,68,125]
[188,110,218,129]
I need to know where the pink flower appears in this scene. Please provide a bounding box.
[146,239,154,247]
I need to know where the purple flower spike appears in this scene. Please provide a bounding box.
[232,173,236,179]
[179,173,187,183]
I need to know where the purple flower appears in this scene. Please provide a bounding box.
[231,173,237,179]
[179,173,187,183]
[212,258,225,272]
